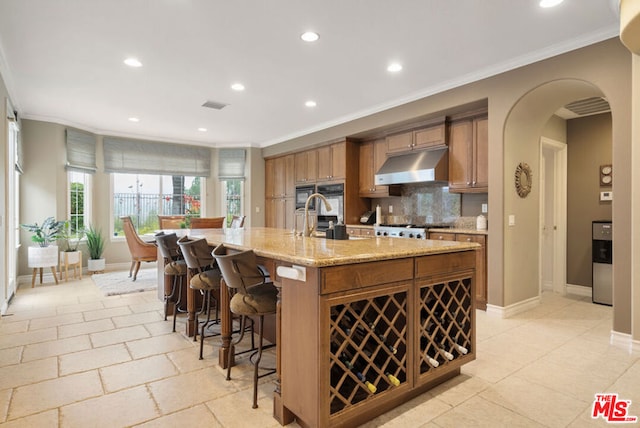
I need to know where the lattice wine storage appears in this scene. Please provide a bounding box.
[418,274,474,377]
[328,289,408,415]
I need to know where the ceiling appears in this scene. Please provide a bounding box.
[0,0,620,149]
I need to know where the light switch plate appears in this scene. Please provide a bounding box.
[481,203,488,213]
[508,215,515,226]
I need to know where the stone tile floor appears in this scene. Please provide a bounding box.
[1,269,639,427]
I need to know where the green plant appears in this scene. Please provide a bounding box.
[85,225,106,260]
[20,217,65,247]
[60,221,85,252]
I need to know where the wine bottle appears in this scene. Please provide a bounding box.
[420,336,441,368]
[385,372,400,386]
[340,348,377,394]
[366,322,398,355]
[454,342,469,355]
[433,333,454,361]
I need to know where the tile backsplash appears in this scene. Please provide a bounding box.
[375,184,461,225]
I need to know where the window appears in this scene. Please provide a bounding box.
[221,180,244,226]
[68,171,91,237]
[112,173,203,235]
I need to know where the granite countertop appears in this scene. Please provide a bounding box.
[183,227,479,268]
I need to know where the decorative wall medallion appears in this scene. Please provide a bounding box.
[515,162,532,198]
[599,164,612,186]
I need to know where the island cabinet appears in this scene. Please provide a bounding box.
[317,141,346,182]
[294,149,318,184]
[280,251,476,428]
[358,138,401,198]
[448,115,488,193]
[265,155,295,229]
[345,225,375,237]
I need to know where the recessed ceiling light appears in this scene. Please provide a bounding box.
[387,63,403,73]
[301,31,320,42]
[124,58,142,67]
[539,0,563,7]
[128,117,140,122]
[198,127,207,132]
[231,83,245,91]
[305,100,317,108]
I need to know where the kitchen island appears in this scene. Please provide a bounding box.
[181,227,479,428]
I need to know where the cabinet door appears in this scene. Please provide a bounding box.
[386,131,413,154]
[330,142,346,180]
[273,156,286,197]
[317,146,331,181]
[414,123,446,150]
[285,198,295,230]
[284,154,295,197]
[358,141,375,196]
[456,234,487,310]
[265,158,276,198]
[473,117,488,190]
[448,120,473,191]
[265,198,276,228]
[428,232,456,241]
[295,150,318,184]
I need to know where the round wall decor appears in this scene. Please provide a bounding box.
[515,162,532,198]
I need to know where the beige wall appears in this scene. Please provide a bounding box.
[264,38,634,333]
[566,114,612,287]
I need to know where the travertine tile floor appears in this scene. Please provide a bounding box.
[1,269,639,427]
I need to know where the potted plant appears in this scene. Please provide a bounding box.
[59,221,85,280]
[21,216,65,247]
[21,217,66,283]
[85,224,106,273]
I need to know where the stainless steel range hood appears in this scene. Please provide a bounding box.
[375,148,449,185]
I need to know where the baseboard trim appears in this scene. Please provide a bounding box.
[486,295,541,318]
[610,330,640,353]
[566,283,592,297]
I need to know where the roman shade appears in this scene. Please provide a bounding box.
[218,148,246,180]
[66,129,97,173]
[103,137,211,177]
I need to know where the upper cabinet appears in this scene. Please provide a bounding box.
[265,154,295,199]
[386,120,447,154]
[317,141,346,182]
[448,115,488,193]
[359,138,401,198]
[294,149,318,184]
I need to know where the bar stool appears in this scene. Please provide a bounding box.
[213,243,278,409]
[155,233,188,332]
[178,237,222,360]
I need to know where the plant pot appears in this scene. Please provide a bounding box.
[28,245,59,268]
[87,258,105,273]
[61,250,81,265]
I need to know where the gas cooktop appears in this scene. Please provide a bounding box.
[374,223,453,239]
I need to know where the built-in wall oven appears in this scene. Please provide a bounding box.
[317,183,344,231]
[295,184,316,210]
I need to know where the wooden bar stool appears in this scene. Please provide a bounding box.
[178,238,222,360]
[155,233,188,332]
[213,244,278,409]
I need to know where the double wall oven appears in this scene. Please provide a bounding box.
[295,183,345,231]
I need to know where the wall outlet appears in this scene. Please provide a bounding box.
[481,203,488,213]
[508,215,516,226]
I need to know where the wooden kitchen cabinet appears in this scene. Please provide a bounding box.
[317,141,346,182]
[294,149,318,184]
[448,116,488,193]
[265,154,295,229]
[359,139,401,198]
[429,231,487,310]
[346,225,375,237]
[386,120,448,154]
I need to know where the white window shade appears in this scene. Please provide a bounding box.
[66,129,97,173]
[104,137,211,177]
[218,148,246,180]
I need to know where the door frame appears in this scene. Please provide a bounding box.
[539,137,567,295]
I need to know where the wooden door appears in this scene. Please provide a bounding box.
[456,233,487,310]
[284,154,295,197]
[265,158,276,198]
[330,142,346,180]
[414,123,446,149]
[386,131,413,154]
[358,141,375,196]
[317,146,331,181]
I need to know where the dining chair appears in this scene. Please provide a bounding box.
[158,215,186,229]
[189,217,225,229]
[230,215,246,229]
[120,216,157,281]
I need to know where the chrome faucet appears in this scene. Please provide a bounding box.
[303,193,332,237]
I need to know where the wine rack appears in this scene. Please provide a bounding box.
[418,273,473,377]
[328,290,408,415]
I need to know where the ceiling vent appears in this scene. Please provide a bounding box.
[556,97,610,119]
[202,100,228,110]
